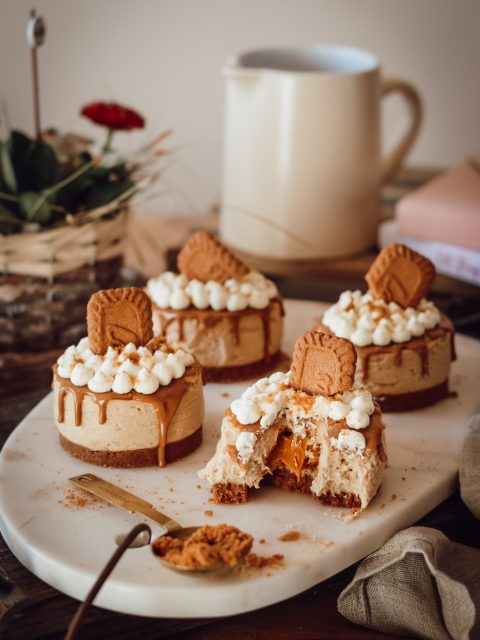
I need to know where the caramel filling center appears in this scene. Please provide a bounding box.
[268,431,308,480]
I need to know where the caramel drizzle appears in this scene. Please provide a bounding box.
[449,328,456,361]
[359,341,429,383]
[227,403,387,478]
[54,369,189,467]
[225,408,259,433]
[327,409,387,463]
[317,315,455,383]
[156,297,284,360]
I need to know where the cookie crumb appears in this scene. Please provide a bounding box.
[204,510,213,517]
[234,553,284,575]
[278,530,302,542]
[59,488,104,511]
[152,524,252,570]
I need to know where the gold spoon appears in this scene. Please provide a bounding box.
[65,474,248,638]
[69,473,238,573]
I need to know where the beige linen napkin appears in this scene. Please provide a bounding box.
[338,526,480,639]
[338,415,480,639]
[460,414,480,519]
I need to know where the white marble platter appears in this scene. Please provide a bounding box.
[0,300,478,618]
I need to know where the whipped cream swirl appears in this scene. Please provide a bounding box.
[146,270,278,312]
[232,371,375,463]
[56,337,194,395]
[322,290,441,347]
[330,429,368,454]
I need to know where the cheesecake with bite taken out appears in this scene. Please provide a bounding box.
[146,232,284,382]
[53,287,204,467]
[199,331,387,510]
[316,244,456,411]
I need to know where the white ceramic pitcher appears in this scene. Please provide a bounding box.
[219,45,422,261]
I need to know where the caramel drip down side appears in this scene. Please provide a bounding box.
[227,402,387,477]
[230,316,241,346]
[54,366,192,467]
[327,408,387,462]
[159,314,184,341]
[449,328,456,361]
[58,386,83,426]
[266,298,284,357]
[260,306,270,360]
[359,341,430,383]
[225,408,260,433]
[318,314,453,383]
[151,381,188,466]
[154,297,283,360]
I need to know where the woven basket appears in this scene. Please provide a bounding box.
[0,208,128,351]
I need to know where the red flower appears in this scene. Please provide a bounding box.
[81,102,145,131]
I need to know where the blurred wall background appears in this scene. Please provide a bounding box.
[1,0,479,215]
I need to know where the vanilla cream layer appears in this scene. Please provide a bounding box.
[152,300,283,368]
[355,331,452,395]
[315,318,453,396]
[54,367,204,452]
[311,446,384,509]
[199,411,385,509]
[199,412,282,488]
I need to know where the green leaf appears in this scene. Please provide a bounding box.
[88,161,127,180]
[0,141,18,194]
[25,141,60,190]
[18,191,52,224]
[83,178,134,210]
[55,174,96,211]
[9,130,33,192]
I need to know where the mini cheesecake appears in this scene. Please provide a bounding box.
[53,339,204,467]
[146,232,284,382]
[318,244,456,411]
[199,332,387,509]
[53,287,205,467]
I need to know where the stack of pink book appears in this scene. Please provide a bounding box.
[379,162,480,286]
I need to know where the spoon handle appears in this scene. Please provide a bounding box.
[65,523,152,640]
[69,473,182,532]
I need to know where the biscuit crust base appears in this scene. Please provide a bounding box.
[211,482,249,504]
[59,426,202,468]
[267,466,362,508]
[204,351,289,383]
[211,466,362,509]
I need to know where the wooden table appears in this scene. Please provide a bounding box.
[1,165,480,638]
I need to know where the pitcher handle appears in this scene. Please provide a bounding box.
[380,78,423,184]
